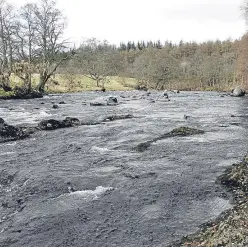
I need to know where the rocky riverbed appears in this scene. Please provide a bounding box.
[0,91,247,247]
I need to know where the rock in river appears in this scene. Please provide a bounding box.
[0,118,30,142]
[231,87,246,97]
[38,117,80,130]
[107,96,118,105]
[90,96,118,106]
[52,104,59,109]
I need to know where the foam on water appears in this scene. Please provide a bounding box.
[92,146,110,153]
[70,186,114,198]
[5,142,16,146]
[0,152,15,156]
[0,109,52,124]
[55,186,114,201]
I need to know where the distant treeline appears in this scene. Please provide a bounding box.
[62,34,248,91]
[0,0,247,94]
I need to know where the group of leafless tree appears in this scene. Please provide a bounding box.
[62,35,248,91]
[0,0,247,96]
[0,0,73,95]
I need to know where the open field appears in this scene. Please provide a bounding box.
[6,74,138,93]
[0,73,243,97]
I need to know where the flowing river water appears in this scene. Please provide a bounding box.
[0,91,247,247]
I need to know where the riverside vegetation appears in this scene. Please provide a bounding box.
[0,0,247,98]
[170,156,248,247]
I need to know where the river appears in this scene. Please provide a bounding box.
[0,91,247,247]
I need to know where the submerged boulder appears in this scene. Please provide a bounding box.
[231,87,246,97]
[134,127,204,152]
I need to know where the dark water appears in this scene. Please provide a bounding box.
[0,91,247,247]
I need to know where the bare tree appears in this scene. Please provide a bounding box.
[13,61,34,93]
[16,3,37,62]
[77,38,123,88]
[0,0,16,70]
[30,0,71,92]
[134,48,179,90]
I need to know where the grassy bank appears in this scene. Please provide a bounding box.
[171,156,248,247]
[0,74,245,96]
[8,74,138,93]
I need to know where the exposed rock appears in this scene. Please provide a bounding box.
[231,87,246,97]
[38,119,61,130]
[38,117,80,130]
[90,102,106,106]
[52,104,59,109]
[163,91,169,98]
[0,118,30,142]
[103,114,133,122]
[90,96,119,106]
[168,127,204,137]
[107,96,118,105]
[59,101,66,104]
[62,117,80,127]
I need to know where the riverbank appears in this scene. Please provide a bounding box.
[170,156,248,247]
[0,74,246,97]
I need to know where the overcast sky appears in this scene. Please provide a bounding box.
[8,0,246,45]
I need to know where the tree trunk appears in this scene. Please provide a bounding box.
[36,71,48,92]
[0,10,7,69]
[27,74,32,93]
[96,78,100,87]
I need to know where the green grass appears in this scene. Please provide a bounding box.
[8,74,138,94]
[0,88,15,96]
